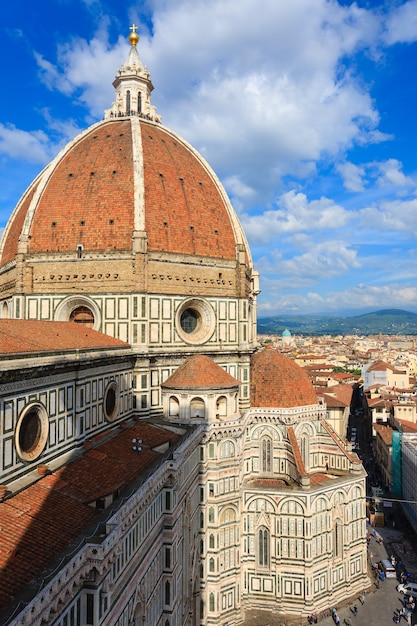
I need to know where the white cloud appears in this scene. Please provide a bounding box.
[373,158,416,187]
[384,0,417,44]
[258,240,360,282]
[258,282,417,316]
[29,0,391,208]
[0,124,52,164]
[242,191,350,244]
[35,29,125,119]
[359,197,417,233]
[337,161,366,192]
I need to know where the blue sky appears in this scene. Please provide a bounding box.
[1,0,417,317]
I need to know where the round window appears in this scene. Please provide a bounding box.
[70,305,95,327]
[176,299,215,345]
[103,381,120,421]
[16,403,49,462]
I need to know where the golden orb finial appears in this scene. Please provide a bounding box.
[129,24,139,46]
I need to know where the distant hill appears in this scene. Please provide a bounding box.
[257,309,417,336]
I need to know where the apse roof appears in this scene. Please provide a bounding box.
[250,346,318,408]
[162,354,240,390]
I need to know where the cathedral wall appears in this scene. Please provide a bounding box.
[0,357,134,487]
[200,413,368,624]
[10,428,203,626]
[7,291,252,353]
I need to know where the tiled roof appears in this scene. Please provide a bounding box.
[162,355,240,390]
[396,418,417,433]
[1,118,244,264]
[0,320,128,355]
[374,423,393,445]
[141,124,238,258]
[0,421,179,609]
[367,360,401,374]
[250,347,318,408]
[321,393,347,408]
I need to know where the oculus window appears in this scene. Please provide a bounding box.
[176,298,215,345]
[16,402,49,462]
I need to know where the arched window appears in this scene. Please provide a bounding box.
[138,91,142,114]
[261,437,272,473]
[209,557,215,572]
[220,440,234,458]
[169,396,179,417]
[209,507,215,523]
[69,305,94,327]
[258,527,269,567]
[209,593,215,612]
[191,397,205,418]
[209,534,215,548]
[126,90,131,114]
[216,396,227,418]
[334,518,343,559]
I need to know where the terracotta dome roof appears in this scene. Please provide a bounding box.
[250,347,318,408]
[0,118,249,264]
[162,355,240,390]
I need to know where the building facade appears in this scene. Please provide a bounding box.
[0,28,368,626]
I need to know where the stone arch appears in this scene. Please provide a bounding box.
[219,439,235,458]
[278,497,306,516]
[191,397,205,419]
[216,395,227,418]
[169,396,180,417]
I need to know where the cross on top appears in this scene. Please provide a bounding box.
[130,24,138,34]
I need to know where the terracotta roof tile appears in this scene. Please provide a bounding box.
[142,124,237,259]
[0,421,179,608]
[251,347,318,408]
[1,119,245,263]
[0,320,128,355]
[374,423,393,444]
[162,355,240,390]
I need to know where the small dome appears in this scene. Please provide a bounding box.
[162,355,240,390]
[250,346,317,408]
[282,328,291,337]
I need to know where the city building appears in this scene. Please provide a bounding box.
[0,27,368,626]
[363,361,409,391]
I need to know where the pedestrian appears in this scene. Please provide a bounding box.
[359,593,365,605]
[352,605,358,617]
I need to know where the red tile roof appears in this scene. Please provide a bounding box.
[162,354,240,390]
[1,118,244,264]
[374,423,393,445]
[0,421,179,609]
[0,320,128,355]
[367,360,402,374]
[251,347,318,408]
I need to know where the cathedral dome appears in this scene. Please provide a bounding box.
[0,30,251,272]
[0,117,249,266]
[0,27,259,356]
[250,346,317,408]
